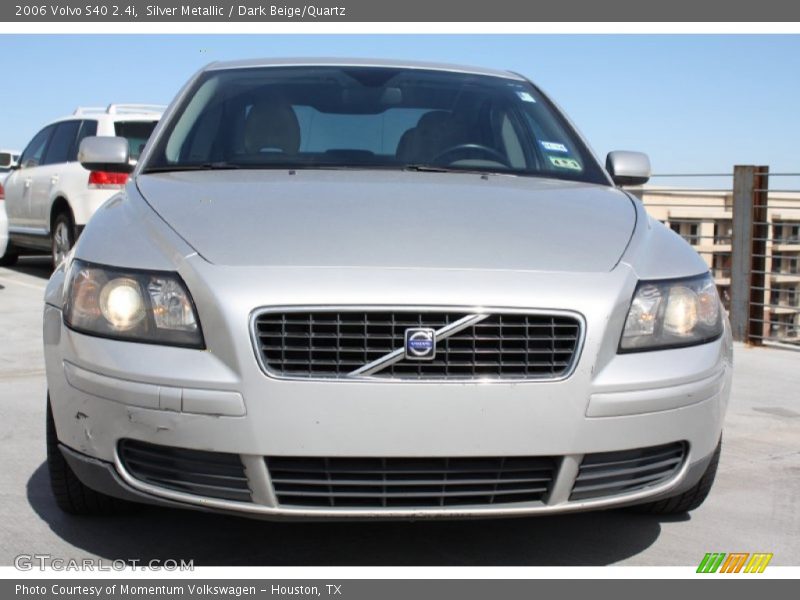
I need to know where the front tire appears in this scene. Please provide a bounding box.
[0,245,18,266]
[631,437,722,515]
[51,212,75,269]
[46,397,134,515]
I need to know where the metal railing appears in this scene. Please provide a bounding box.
[628,166,800,349]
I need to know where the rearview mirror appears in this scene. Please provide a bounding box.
[78,136,133,173]
[606,151,651,186]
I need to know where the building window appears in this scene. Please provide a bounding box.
[774,222,800,244]
[714,220,732,244]
[670,220,701,245]
[771,255,797,274]
[769,313,799,341]
[771,285,796,307]
[785,256,798,274]
[712,254,731,279]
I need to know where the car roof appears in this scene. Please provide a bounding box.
[202,57,526,81]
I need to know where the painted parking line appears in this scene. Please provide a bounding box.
[0,275,47,291]
[0,369,47,380]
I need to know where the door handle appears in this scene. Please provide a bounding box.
[50,175,59,186]
[23,178,31,189]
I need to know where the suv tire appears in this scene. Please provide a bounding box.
[0,245,18,266]
[51,212,75,269]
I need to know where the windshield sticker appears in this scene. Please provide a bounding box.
[548,156,582,170]
[540,141,569,153]
[516,91,536,103]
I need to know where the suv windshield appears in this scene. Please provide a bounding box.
[115,121,159,160]
[144,66,608,184]
[0,152,14,171]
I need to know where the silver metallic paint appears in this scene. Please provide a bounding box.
[43,59,733,519]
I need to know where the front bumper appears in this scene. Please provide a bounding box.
[44,289,732,519]
[59,439,719,521]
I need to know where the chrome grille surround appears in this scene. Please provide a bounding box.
[111,440,690,514]
[249,306,585,382]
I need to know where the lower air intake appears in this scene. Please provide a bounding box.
[570,442,686,501]
[118,439,252,502]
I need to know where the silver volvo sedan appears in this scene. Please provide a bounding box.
[43,58,732,520]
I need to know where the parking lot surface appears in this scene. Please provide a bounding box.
[1,257,798,566]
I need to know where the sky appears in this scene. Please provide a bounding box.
[0,34,798,186]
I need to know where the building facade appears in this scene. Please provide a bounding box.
[634,189,800,346]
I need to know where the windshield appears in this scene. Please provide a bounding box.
[144,66,608,184]
[114,121,159,160]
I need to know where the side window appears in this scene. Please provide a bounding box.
[19,125,55,169]
[71,120,98,161]
[42,120,81,165]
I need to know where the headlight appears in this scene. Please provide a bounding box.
[619,273,723,352]
[63,260,204,348]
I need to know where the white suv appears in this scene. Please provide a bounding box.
[1,105,163,266]
[0,149,20,263]
[0,149,20,183]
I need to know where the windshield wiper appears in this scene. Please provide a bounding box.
[402,164,504,176]
[402,164,453,173]
[142,162,505,176]
[142,162,241,174]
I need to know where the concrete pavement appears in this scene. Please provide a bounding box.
[0,257,798,566]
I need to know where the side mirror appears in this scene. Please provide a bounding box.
[606,151,651,186]
[78,136,133,173]
[0,153,11,169]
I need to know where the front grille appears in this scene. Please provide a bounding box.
[569,442,686,501]
[266,456,557,508]
[253,309,581,380]
[118,439,252,502]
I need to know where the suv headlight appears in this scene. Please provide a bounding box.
[63,260,204,348]
[619,273,723,352]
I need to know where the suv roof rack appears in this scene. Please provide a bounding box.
[72,106,106,116]
[106,103,166,115]
[72,104,166,116]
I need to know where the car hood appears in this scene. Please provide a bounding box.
[136,170,636,272]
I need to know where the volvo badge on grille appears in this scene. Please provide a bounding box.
[405,328,437,360]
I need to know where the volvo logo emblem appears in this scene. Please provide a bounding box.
[405,328,437,360]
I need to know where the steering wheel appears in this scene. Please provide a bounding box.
[430,143,511,167]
